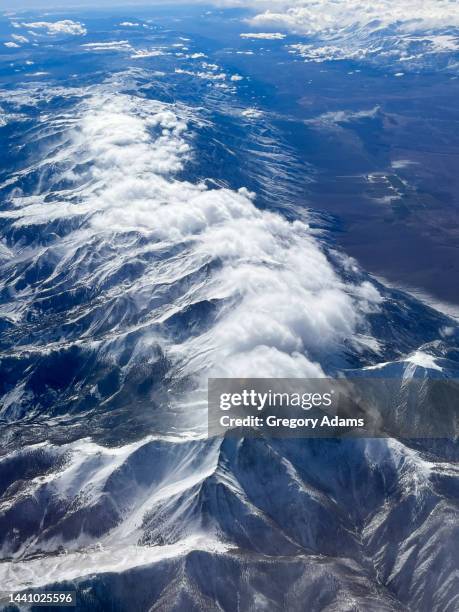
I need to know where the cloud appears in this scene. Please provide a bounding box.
[240,32,286,40]
[419,34,459,53]
[245,0,459,34]
[82,41,165,57]
[119,22,140,27]
[4,41,19,48]
[175,68,227,81]
[243,0,459,67]
[11,34,29,43]
[131,48,164,59]
[82,41,132,52]
[22,19,87,36]
[305,107,381,128]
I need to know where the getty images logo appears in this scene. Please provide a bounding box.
[219,388,334,411]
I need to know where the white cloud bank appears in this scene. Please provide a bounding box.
[243,0,459,34]
[236,0,459,66]
[22,19,87,36]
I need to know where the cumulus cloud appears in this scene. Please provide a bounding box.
[77,96,378,379]
[4,41,19,48]
[242,0,459,66]
[244,0,459,34]
[22,19,87,36]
